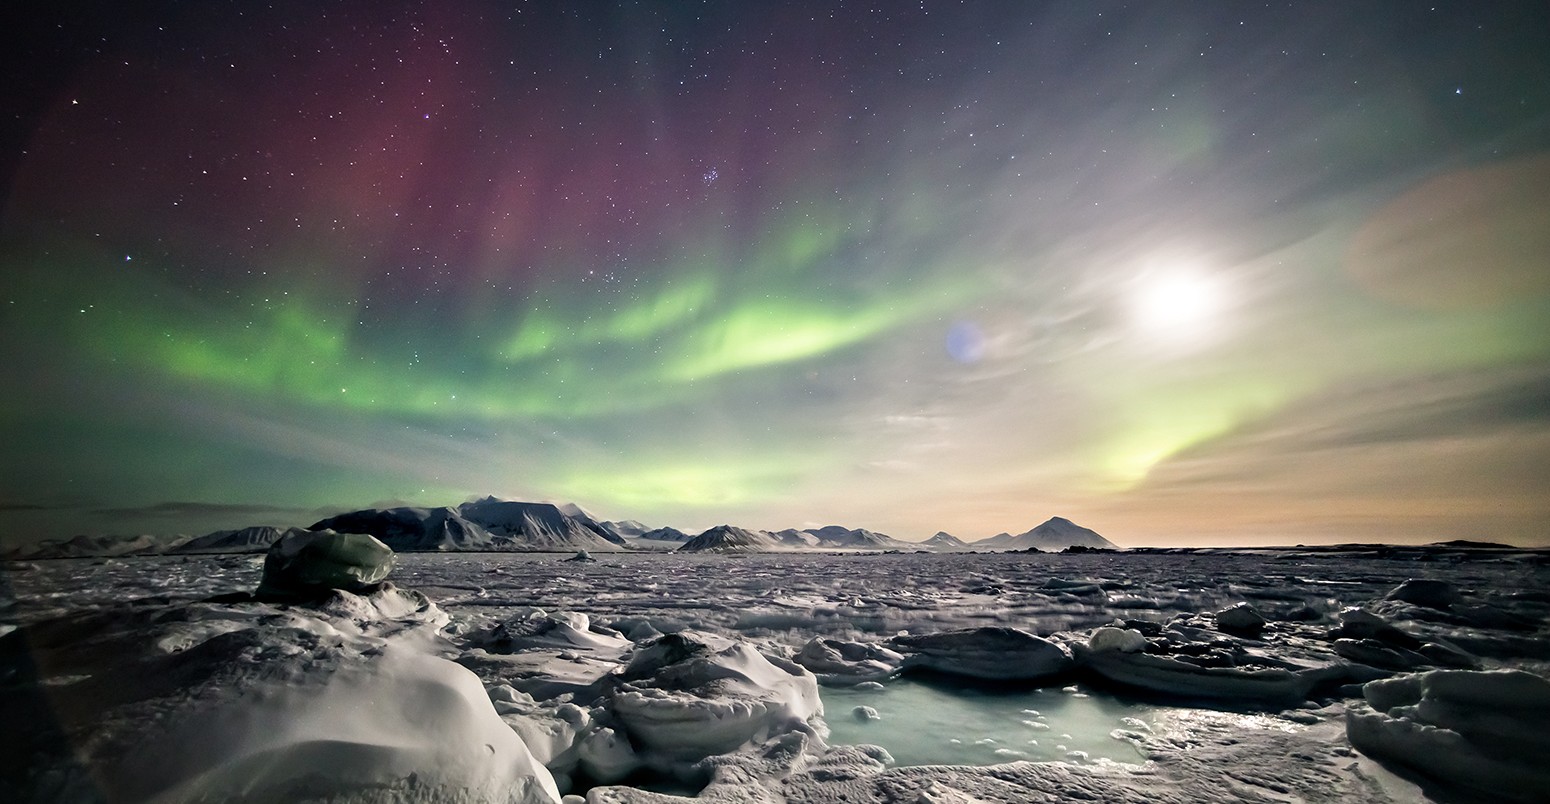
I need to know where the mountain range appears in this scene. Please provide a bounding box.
[2,498,1114,557]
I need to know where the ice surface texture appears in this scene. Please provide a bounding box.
[1347,669,1550,802]
[6,548,1550,803]
[1,584,558,803]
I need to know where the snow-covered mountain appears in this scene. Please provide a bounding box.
[177,525,306,553]
[769,528,820,547]
[9,532,190,559]
[456,498,625,550]
[309,498,624,552]
[310,507,499,551]
[638,526,690,542]
[920,531,971,551]
[678,525,777,552]
[803,525,909,550]
[974,517,1114,551]
[603,519,650,538]
[538,501,627,545]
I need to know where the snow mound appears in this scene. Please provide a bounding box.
[5,585,556,803]
[795,637,905,684]
[611,632,822,760]
[1076,628,1331,703]
[477,610,633,654]
[114,644,560,803]
[1088,626,1148,654]
[892,627,1073,681]
[1347,669,1550,802]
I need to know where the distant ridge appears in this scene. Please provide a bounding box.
[974,517,1114,551]
[802,525,910,550]
[310,498,623,552]
[456,498,625,550]
[1,500,1121,557]
[678,525,776,553]
[921,531,970,551]
[603,519,650,538]
[178,525,306,553]
[310,506,492,551]
[637,526,690,542]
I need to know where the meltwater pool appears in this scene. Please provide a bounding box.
[821,678,1166,766]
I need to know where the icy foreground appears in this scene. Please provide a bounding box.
[4,547,1549,803]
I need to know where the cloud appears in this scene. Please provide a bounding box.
[93,501,325,519]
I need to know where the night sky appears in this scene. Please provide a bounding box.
[3,1,1549,546]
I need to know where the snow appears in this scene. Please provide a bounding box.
[636,527,689,542]
[2,582,556,803]
[973,517,1117,551]
[6,546,1550,802]
[114,644,560,803]
[611,631,822,762]
[178,525,304,553]
[676,524,776,552]
[1347,669,1550,802]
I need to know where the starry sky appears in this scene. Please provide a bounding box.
[3,1,1549,547]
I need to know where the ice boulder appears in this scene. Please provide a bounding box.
[891,627,1073,681]
[795,637,905,684]
[1076,626,1336,704]
[1331,606,1421,648]
[256,529,395,598]
[610,632,822,761]
[1346,669,1550,802]
[477,610,633,654]
[1088,626,1148,654]
[1332,638,1431,671]
[1384,579,1460,610]
[577,726,639,784]
[1214,603,1267,635]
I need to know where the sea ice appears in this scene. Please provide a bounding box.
[891,626,1073,681]
[7,547,1549,803]
[1347,668,1550,802]
[610,631,823,762]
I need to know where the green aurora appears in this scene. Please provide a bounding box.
[3,2,1549,546]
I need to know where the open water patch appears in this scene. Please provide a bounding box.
[821,677,1166,766]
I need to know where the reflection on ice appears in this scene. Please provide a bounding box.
[821,678,1162,766]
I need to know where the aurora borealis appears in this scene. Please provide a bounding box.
[3,2,1549,546]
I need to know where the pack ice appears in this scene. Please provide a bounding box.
[4,537,1550,803]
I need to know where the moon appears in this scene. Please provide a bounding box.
[1128,265,1228,347]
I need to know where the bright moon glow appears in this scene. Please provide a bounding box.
[1129,267,1228,345]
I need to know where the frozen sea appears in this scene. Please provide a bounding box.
[4,548,1549,802]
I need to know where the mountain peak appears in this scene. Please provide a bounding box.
[972,518,1114,551]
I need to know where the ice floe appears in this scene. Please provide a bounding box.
[5,546,1550,802]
